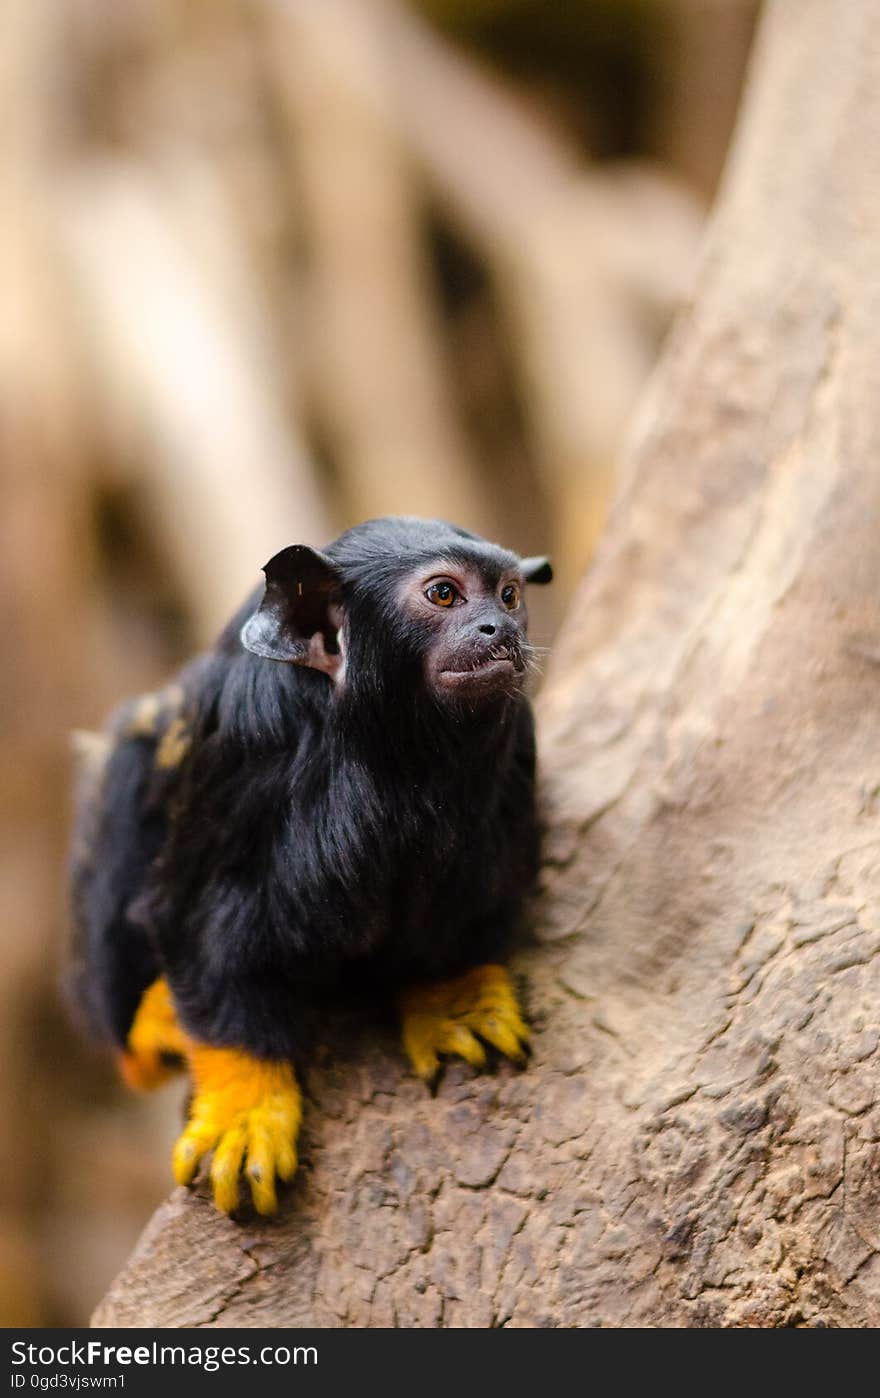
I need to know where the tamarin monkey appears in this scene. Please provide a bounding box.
[69,516,552,1216]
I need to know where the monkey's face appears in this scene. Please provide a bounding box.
[240,518,552,710]
[400,559,532,702]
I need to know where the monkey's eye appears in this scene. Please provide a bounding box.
[500,582,521,610]
[425,580,460,608]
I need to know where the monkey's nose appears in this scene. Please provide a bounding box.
[478,623,497,635]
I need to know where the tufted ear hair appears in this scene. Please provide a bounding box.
[240,545,343,676]
[521,556,553,585]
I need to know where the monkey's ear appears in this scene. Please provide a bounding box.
[240,545,343,674]
[521,556,553,585]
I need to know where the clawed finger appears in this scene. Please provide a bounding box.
[173,1121,220,1187]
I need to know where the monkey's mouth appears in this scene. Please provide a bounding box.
[438,644,524,689]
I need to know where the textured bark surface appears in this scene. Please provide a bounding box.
[95,0,880,1327]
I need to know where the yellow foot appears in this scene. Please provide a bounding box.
[120,977,189,1092]
[399,963,529,1083]
[172,1046,302,1215]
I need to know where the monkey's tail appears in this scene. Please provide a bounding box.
[66,710,167,1049]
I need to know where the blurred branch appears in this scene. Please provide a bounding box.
[0,0,145,1324]
[656,0,760,197]
[266,0,492,531]
[58,159,330,639]
[379,0,705,582]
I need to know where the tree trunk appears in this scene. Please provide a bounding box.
[94,0,880,1328]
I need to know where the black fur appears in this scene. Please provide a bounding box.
[68,516,552,1064]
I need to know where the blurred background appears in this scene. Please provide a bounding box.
[1,0,758,1324]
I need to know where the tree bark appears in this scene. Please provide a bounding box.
[94,0,880,1327]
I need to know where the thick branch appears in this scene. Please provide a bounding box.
[96,0,880,1328]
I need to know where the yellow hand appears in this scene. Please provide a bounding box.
[172,1045,302,1215]
[399,963,529,1083]
[120,977,188,1091]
